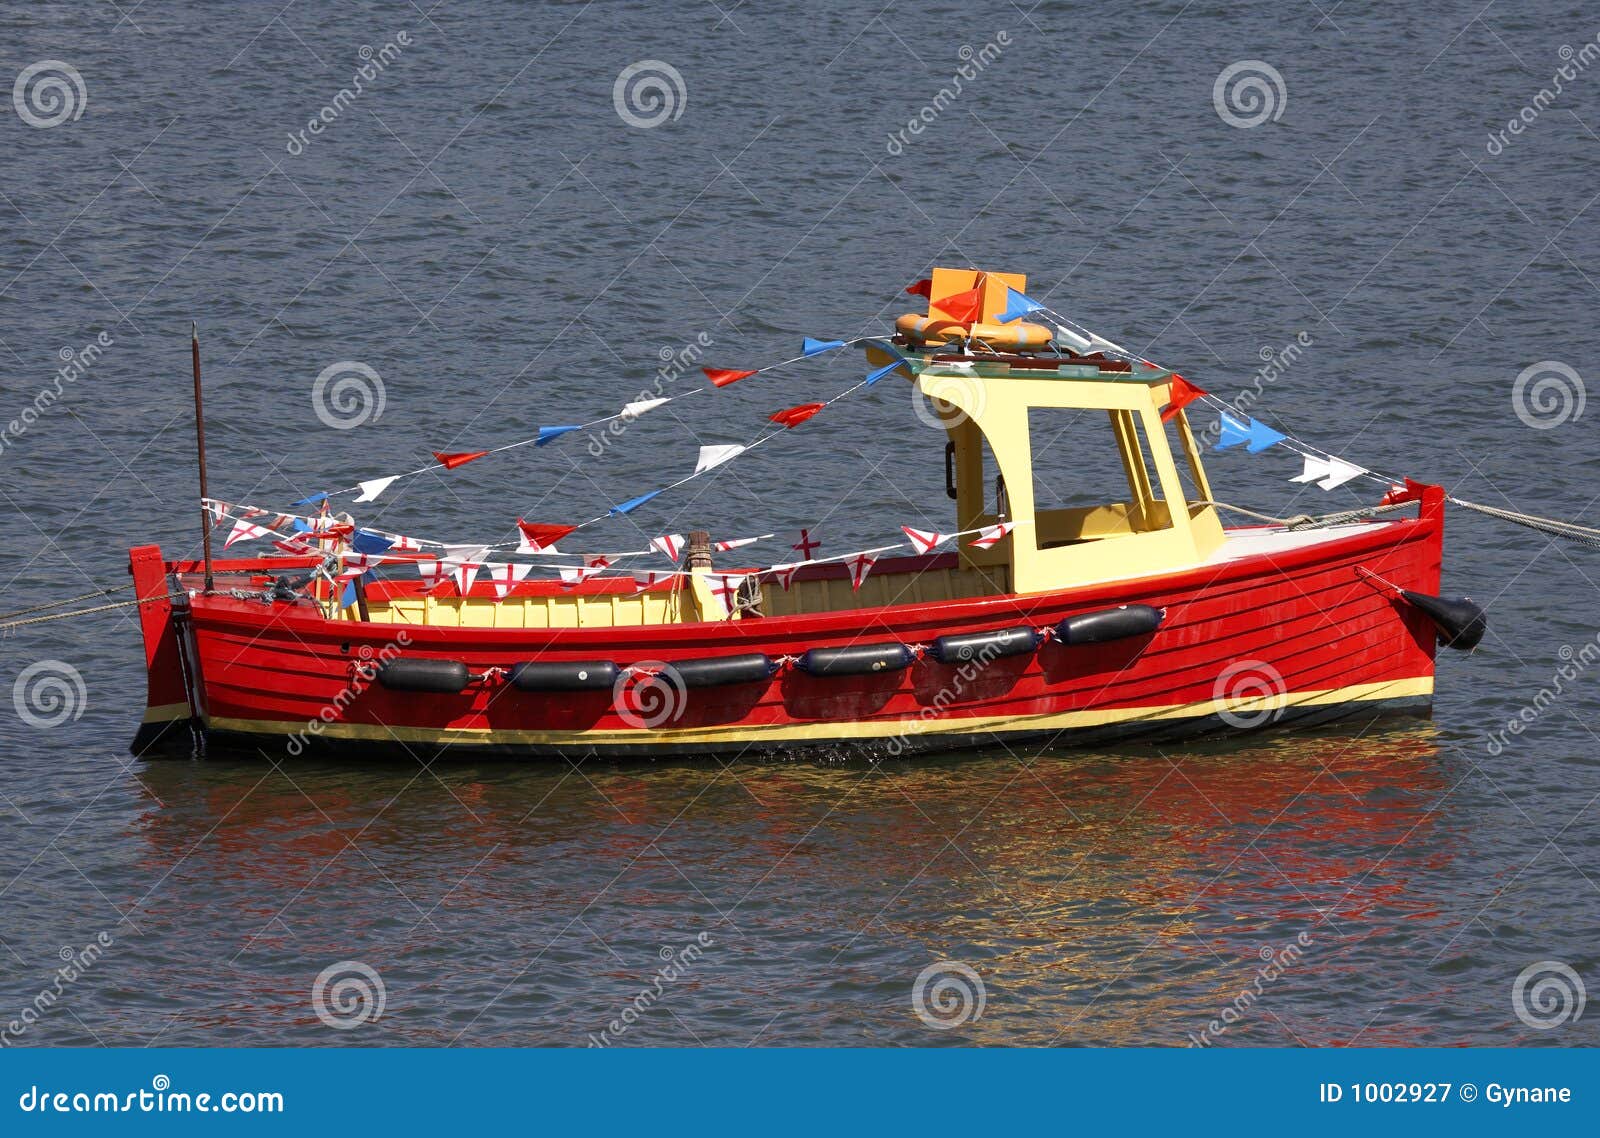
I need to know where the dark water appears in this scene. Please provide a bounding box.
[1,1,1598,1047]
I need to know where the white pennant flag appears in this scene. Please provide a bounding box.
[620,397,670,420]
[442,544,490,562]
[416,559,453,591]
[204,499,228,526]
[694,444,745,474]
[559,566,601,588]
[354,475,400,503]
[901,526,952,554]
[1317,458,1367,491]
[631,571,674,592]
[584,554,614,571]
[650,533,685,560]
[486,562,532,599]
[224,519,272,548]
[447,560,483,595]
[1288,455,1331,484]
[709,572,748,618]
[714,535,761,552]
[766,563,802,591]
[969,523,1014,550]
[846,553,878,591]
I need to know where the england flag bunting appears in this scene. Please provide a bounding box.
[584,554,614,571]
[273,537,315,555]
[901,526,952,554]
[846,552,877,591]
[335,554,385,581]
[486,562,533,599]
[766,563,802,591]
[970,523,1013,550]
[650,533,685,560]
[632,571,675,592]
[710,573,747,617]
[204,499,229,526]
[447,560,483,595]
[224,519,272,548]
[791,529,821,559]
[715,536,760,552]
[416,560,454,591]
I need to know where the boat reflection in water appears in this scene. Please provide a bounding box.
[126,724,1456,1046]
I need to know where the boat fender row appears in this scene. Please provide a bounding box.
[1054,604,1163,645]
[377,607,1164,696]
[798,643,915,676]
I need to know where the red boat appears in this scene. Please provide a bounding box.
[128,269,1482,760]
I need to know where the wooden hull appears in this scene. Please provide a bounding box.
[128,492,1446,762]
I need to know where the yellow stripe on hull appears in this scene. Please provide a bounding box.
[206,676,1432,750]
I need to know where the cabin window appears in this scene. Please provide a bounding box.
[1027,408,1175,547]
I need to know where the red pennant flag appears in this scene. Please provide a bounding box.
[769,402,827,429]
[792,529,821,559]
[905,278,933,298]
[516,520,577,552]
[936,286,985,324]
[1160,374,1208,423]
[433,450,489,469]
[703,367,758,388]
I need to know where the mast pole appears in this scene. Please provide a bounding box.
[191,322,214,593]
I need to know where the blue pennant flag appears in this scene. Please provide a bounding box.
[991,287,1045,324]
[537,425,581,446]
[337,571,376,610]
[609,489,663,516]
[351,529,395,555]
[291,517,313,533]
[802,337,846,357]
[291,492,329,507]
[865,361,903,386]
[1215,412,1287,453]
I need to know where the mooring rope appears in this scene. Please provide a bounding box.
[0,584,130,624]
[1447,497,1600,549]
[0,594,183,633]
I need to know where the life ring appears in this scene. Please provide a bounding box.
[895,312,1054,351]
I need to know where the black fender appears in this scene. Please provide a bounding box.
[1055,604,1162,645]
[509,660,620,692]
[797,643,914,676]
[377,658,469,694]
[931,626,1040,665]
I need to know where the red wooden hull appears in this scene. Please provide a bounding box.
[129,494,1446,760]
